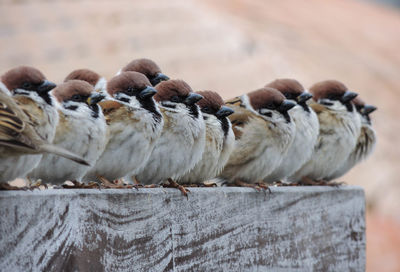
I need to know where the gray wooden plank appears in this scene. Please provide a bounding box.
[0,187,365,272]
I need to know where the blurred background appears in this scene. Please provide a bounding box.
[0,0,399,270]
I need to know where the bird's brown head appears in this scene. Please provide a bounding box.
[266,78,312,112]
[1,66,56,105]
[310,80,358,111]
[107,71,156,101]
[248,87,296,122]
[197,90,233,135]
[121,58,169,86]
[64,69,101,87]
[196,90,234,118]
[155,80,202,118]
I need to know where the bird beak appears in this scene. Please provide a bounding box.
[278,100,296,113]
[215,106,234,118]
[87,92,105,106]
[341,91,358,103]
[38,80,56,94]
[297,92,313,104]
[362,104,377,115]
[184,93,203,105]
[139,86,157,99]
[150,73,170,86]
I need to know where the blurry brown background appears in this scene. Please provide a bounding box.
[1,0,399,270]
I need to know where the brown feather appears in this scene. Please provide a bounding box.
[154,80,192,102]
[64,69,101,87]
[121,58,162,78]
[107,72,150,97]
[52,80,94,103]
[1,66,46,91]
[310,80,348,101]
[266,78,304,95]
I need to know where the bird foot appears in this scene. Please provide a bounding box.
[255,182,272,193]
[62,180,100,189]
[202,181,218,187]
[0,182,26,190]
[163,178,190,198]
[96,176,134,189]
[234,179,265,192]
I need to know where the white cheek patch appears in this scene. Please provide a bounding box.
[161,101,177,108]
[114,92,131,102]
[259,108,273,117]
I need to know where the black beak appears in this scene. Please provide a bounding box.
[278,100,296,113]
[87,92,105,106]
[215,106,234,118]
[150,73,170,86]
[297,92,313,104]
[139,86,157,100]
[363,104,377,115]
[341,91,358,103]
[184,93,203,105]
[38,80,56,94]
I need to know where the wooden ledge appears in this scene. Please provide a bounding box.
[0,186,365,271]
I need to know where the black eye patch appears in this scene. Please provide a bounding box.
[201,106,215,114]
[124,86,141,96]
[70,94,88,102]
[170,95,184,103]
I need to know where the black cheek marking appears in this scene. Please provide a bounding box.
[219,116,230,137]
[118,97,130,103]
[345,102,353,112]
[90,104,100,119]
[65,105,78,111]
[188,104,199,119]
[40,92,53,106]
[139,98,162,123]
[300,102,310,113]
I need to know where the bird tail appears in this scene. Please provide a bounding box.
[39,144,91,166]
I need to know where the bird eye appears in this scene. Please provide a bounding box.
[22,82,32,89]
[201,106,213,114]
[71,94,81,101]
[170,95,180,103]
[125,87,135,95]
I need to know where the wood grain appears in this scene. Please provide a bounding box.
[0,187,365,271]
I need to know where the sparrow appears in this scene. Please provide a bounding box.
[177,90,235,185]
[288,80,362,183]
[219,87,296,188]
[119,58,169,86]
[0,81,89,183]
[325,97,377,180]
[135,79,206,190]
[83,71,163,182]
[0,66,59,181]
[28,80,107,184]
[263,79,319,183]
[64,68,107,95]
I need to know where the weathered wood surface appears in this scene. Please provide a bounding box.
[0,187,365,272]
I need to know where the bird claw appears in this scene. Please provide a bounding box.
[62,180,100,189]
[163,179,190,198]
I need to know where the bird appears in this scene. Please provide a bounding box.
[219,87,296,189]
[82,71,163,183]
[177,90,235,186]
[325,97,377,180]
[135,79,205,194]
[263,79,319,183]
[0,66,59,182]
[0,81,89,183]
[288,80,362,184]
[119,58,169,86]
[28,80,107,185]
[64,68,107,95]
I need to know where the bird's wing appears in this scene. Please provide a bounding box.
[225,103,253,140]
[0,91,37,151]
